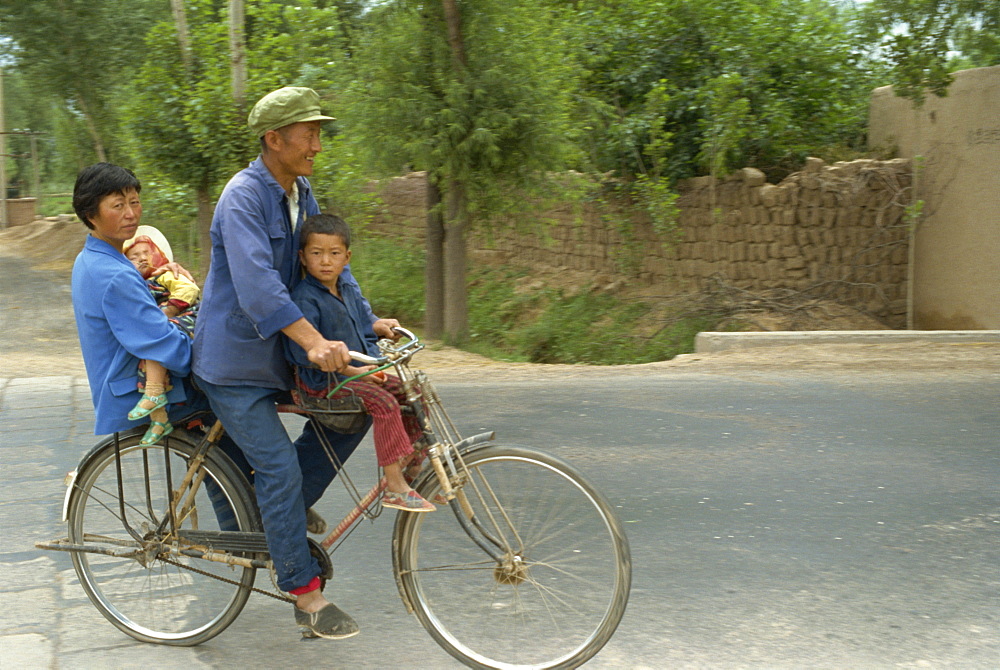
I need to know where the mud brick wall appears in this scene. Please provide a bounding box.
[5,198,38,227]
[365,157,912,327]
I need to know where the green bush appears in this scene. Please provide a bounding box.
[516,291,718,364]
[350,235,425,325]
[36,191,73,218]
[465,266,537,361]
[351,235,719,364]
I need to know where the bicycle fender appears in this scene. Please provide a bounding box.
[453,431,495,453]
[61,428,147,523]
[61,469,76,523]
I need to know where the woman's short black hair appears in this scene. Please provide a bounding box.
[299,213,351,249]
[73,163,142,230]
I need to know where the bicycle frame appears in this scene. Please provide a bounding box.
[35,326,632,666]
[39,328,513,590]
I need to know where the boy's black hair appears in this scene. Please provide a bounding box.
[72,163,142,230]
[299,213,351,249]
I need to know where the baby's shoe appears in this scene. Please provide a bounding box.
[128,392,168,421]
[140,420,174,446]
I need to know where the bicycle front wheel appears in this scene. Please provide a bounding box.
[67,430,261,646]
[394,445,631,669]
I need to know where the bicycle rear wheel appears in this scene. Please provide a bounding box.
[393,445,631,669]
[67,430,261,646]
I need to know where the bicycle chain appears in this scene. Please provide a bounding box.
[161,556,294,603]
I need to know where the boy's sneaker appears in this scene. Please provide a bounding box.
[381,489,436,512]
[402,464,449,505]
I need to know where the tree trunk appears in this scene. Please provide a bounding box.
[75,95,106,163]
[424,174,445,339]
[170,0,192,71]
[441,0,467,69]
[171,0,205,273]
[197,182,213,278]
[443,179,468,342]
[229,0,247,108]
[440,0,469,342]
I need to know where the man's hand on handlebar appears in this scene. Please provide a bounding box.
[306,338,351,374]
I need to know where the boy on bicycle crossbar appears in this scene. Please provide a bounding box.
[286,214,437,513]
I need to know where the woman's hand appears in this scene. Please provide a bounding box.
[151,262,195,282]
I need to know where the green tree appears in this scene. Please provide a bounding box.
[121,0,346,271]
[0,69,58,190]
[0,0,167,163]
[345,0,580,340]
[859,0,1000,104]
[569,0,879,182]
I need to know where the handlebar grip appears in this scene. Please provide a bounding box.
[392,325,417,342]
[349,351,381,365]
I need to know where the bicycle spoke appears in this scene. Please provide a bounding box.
[395,445,630,669]
[68,433,260,645]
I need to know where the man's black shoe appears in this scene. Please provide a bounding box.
[295,602,360,640]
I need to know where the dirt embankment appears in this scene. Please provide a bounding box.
[2,219,999,381]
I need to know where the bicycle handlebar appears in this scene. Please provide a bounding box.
[349,326,420,366]
[348,350,381,366]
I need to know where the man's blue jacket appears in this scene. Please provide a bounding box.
[193,156,373,390]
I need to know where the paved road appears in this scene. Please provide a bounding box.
[1,367,998,668]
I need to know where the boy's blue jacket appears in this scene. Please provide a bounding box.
[286,272,380,393]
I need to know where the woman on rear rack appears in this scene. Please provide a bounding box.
[70,163,195,437]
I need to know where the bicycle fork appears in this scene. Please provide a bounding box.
[401,369,523,565]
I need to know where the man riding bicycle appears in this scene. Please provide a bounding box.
[192,86,399,640]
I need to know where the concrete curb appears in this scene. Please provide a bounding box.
[694,330,1000,353]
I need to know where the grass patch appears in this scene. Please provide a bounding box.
[350,235,425,325]
[465,266,724,364]
[465,266,538,361]
[37,193,74,218]
[515,290,719,364]
[351,235,723,365]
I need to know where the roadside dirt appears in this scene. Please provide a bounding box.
[3,219,999,381]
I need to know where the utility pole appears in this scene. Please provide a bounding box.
[30,132,39,201]
[0,67,7,229]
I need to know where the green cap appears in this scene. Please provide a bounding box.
[247,87,335,138]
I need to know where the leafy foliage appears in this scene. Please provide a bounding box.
[349,235,426,324]
[3,0,998,363]
[122,0,346,203]
[569,0,881,182]
[859,0,1000,104]
[345,0,581,215]
[0,0,168,169]
[0,0,195,230]
[342,0,585,338]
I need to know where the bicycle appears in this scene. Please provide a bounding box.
[37,327,631,669]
